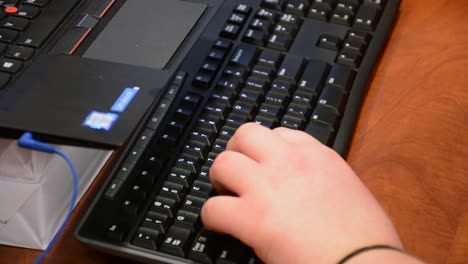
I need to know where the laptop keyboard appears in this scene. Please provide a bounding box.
[0,0,83,90]
[77,0,400,263]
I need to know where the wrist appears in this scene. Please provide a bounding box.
[341,245,425,264]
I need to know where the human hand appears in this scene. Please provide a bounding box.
[201,123,403,264]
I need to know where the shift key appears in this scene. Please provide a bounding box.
[18,0,81,48]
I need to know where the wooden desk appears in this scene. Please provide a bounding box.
[2,0,467,263]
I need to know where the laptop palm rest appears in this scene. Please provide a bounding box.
[0,55,172,148]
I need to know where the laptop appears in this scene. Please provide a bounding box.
[0,0,208,148]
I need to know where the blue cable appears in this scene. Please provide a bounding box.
[17,132,78,264]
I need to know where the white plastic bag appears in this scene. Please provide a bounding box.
[0,138,111,249]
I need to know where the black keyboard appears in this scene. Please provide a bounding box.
[76,0,401,263]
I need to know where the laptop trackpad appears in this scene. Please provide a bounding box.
[83,0,207,69]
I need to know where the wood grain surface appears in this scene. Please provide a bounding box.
[1,0,467,263]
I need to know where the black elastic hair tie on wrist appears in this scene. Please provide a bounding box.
[337,245,403,264]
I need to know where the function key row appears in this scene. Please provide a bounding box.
[104,72,188,200]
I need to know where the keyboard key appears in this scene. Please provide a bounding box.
[311,105,341,129]
[201,60,220,72]
[122,199,141,216]
[5,46,34,60]
[132,227,161,251]
[160,226,193,257]
[305,122,335,146]
[312,0,336,10]
[317,87,348,114]
[317,34,342,51]
[191,128,217,146]
[292,89,317,106]
[189,228,224,264]
[152,196,178,218]
[278,13,301,28]
[251,64,275,81]
[136,168,157,186]
[175,153,202,174]
[105,178,124,199]
[23,0,50,7]
[342,39,367,55]
[337,50,362,67]
[298,60,329,96]
[258,103,283,122]
[216,237,251,264]
[229,44,258,70]
[173,210,201,232]
[14,5,41,19]
[363,0,387,9]
[354,5,381,31]
[308,3,331,21]
[142,211,170,234]
[234,4,251,15]
[264,91,289,108]
[128,182,147,201]
[271,79,295,95]
[325,64,356,92]
[281,114,305,130]
[285,0,309,16]
[243,28,268,46]
[0,58,22,73]
[198,113,223,132]
[160,181,186,203]
[254,115,278,129]
[256,8,277,23]
[225,113,250,128]
[197,166,211,183]
[190,180,213,199]
[106,223,129,242]
[330,9,354,26]
[0,28,18,43]
[220,23,240,39]
[231,101,257,120]
[193,71,213,89]
[277,54,305,83]
[168,167,195,188]
[336,0,359,13]
[267,33,291,51]
[238,88,263,106]
[250,18,272,34]
[213,39,232,50]
[244,77,268,94]
[286,102,311,120]
[262,0,287,11]
[223,66,248,82]
[182,195,206,214]
[228,13,246,25]
[2,16,30,30]
[184,139,210,159]
[347,30,372,44]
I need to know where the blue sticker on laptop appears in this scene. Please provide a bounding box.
[111,87,139,112]
[82,111,119,131]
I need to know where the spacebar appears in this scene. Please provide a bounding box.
[17,0,81,48]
